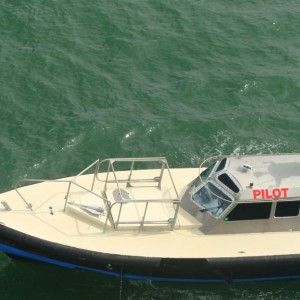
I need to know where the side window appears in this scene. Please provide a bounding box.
[216,158,227,172]
[224,203,272,221]
[193,161,217,187]
[275,201,300,217]
[199,161,217,180]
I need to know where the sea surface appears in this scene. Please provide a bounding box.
[1,0,300,299]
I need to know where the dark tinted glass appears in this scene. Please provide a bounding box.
[275,201,300,217]
[216,158,227,172]
[226,203,271,221]
[218,173,240,193]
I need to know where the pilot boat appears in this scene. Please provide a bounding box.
[1,154,300,283]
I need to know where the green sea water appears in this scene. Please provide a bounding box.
[1,0,300,299]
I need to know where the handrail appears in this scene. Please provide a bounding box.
[14,158,103,211]
[15,178,72,210]
[104,198,180,232]
[76,159,100,176]
[14,156,181,232]
[95,157,167,182]
[14,177,110,213]
[96,157,180,232]
[198,155,220,180]
[95,157,178,194]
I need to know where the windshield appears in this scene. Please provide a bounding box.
[192,182,232,217]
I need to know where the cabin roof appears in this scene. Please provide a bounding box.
[225,154,300,200]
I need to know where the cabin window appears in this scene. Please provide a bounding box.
[200,161,217,180]
[192,182,232,217]
[216,158,227,172]
[275,201,300,217]
[225,202,271,221]
[218,173,240,193]
[193,161,217,188]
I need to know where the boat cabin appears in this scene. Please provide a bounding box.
[182,154,300,234]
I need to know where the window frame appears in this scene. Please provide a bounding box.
[191,181,234,218]
[224,202,272,221]
[274,200,300,218]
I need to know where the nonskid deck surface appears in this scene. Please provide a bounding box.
[229,153,300,189]
[0,166,299,260]
[0,168,198,254]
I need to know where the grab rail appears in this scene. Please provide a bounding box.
[14,157,181,232]
[104,198,180,232]
[14,159,104,212]
[96,157,180,198]
[14,177,109,212]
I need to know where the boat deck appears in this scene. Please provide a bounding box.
[1,157,300,260]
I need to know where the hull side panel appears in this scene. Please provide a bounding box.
[1,225,300,282]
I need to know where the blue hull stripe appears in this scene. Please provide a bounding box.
[1,242,300,283]
[0,243,119,277]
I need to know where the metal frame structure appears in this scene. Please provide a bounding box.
[14,157,181,232]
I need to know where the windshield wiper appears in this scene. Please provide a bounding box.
[200,205,220,212]
[200,201,226,213]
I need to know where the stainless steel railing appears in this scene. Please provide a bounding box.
[105,198,180,232]
[14,157,181,232]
